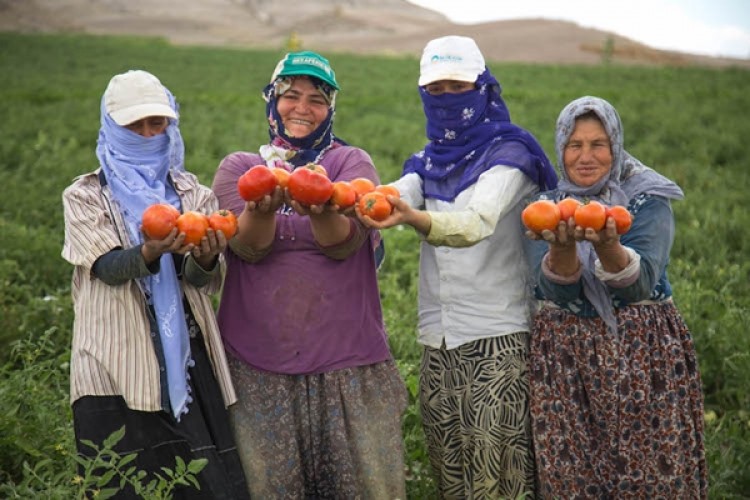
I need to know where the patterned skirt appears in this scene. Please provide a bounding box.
[227,355,409,499]
[419,333,536,499]
[530,301,707,499]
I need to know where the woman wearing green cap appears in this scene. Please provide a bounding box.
[211,51,407,498]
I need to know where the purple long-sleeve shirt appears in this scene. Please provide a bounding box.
[211,146,393,375]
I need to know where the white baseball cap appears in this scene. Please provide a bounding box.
[418,36,486,86]
[103,70,177,126]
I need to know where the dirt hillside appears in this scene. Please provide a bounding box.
[1,0,747,68]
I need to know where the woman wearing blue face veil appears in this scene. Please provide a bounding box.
[62,70,249,499]
[357,35,558,498]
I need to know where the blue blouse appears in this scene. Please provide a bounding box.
[524,192,676,317]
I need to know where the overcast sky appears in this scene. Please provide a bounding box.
[407,0,750,59]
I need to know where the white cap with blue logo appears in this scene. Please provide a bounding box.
[418,35,486,86]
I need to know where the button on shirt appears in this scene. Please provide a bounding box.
[391,166,538,350]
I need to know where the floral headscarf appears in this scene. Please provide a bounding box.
[555,96,684,332]
[259,76,346,170]
[402,68,557,201]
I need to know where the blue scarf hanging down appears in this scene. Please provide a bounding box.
[96,92,193,421]
[403,68,557,201]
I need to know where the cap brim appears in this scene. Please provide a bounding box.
[277,70,339,90]
[109,103,177,126]
[418,71,479,86]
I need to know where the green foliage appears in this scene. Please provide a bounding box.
[72,426,207,499]
[1,32,749,497]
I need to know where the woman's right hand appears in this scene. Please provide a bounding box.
[244,185,285,215]
[526,219,577,250]
[141,227,189,264]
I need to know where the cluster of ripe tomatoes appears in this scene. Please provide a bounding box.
[522,198,632,235]
[141,204,238,245]
[237,163,399,221]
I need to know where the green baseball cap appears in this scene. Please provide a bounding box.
[271,51,339,90]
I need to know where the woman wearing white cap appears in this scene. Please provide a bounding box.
[358,36,558,498]
[211,51,407,498]
[62,70,248,498]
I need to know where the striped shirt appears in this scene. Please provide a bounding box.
[62,169,237,412]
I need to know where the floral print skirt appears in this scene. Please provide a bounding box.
[530,301,707,499]
[227,356,409,500]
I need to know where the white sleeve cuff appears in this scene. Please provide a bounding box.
[594,246,641,287]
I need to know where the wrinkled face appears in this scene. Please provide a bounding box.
[423,79,476,95]
[563,116,613,187]
[124,116,169,137]
[276,77,329,138]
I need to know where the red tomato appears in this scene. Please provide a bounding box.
[304,163,328,177]
[176,211,209,246]
[349,177,376,200]
[237,165,278,202]
[208,209,238,239]
[606,205,633,234]
[270,167,291,189]
[330,181,357,209]
[557,197,582,222]
[142,203,180,240]
[287,164,334,206]
[358,191,392,221]
[574,200,607,231]
[521,200,561,233]
[375,184,400,200]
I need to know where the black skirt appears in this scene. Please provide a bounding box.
[73,331,249,499]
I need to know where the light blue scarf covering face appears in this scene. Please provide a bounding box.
[554,96,684,333]
[96,90,193,420]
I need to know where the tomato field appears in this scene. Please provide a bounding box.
[1,32,748,497]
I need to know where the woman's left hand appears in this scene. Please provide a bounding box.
[191,228,227,270]
[575,216,620,247]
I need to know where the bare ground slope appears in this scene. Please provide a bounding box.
[1,0,747,68]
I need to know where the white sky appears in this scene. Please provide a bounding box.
[407,0,750,59]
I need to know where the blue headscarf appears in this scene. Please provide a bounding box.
[403,68,557,201]
[554,96,684,333]
[96,84,193,421]
[261,76,347,168]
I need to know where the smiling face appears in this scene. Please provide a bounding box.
[563,115,613,187]
[275,77,330,139]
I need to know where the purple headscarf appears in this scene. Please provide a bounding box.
[555,96,684,332]
[403,68,557,201]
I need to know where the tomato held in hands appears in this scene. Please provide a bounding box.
[176,211,209,246]
[521,200,561,233]
[375,184,400,200]
[142,203,180,240]
[606,205,633,234]
[574,200,607,231]
[330,181,357,209]
[359,191,392,221]
[557,197,582,222]
[237,165,278,202]
[304,163,328,177]
[270,167,291,189]
[349,177,376,200]
[208,209,238,239]
[288,164,334,206]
